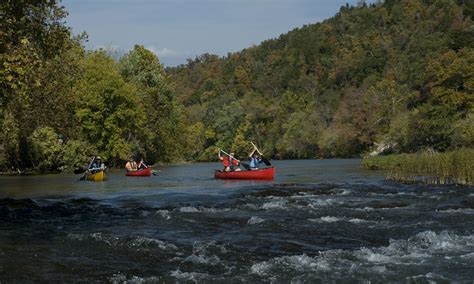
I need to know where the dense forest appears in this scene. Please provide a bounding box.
[0,0,473,173]
[171,0,473,160]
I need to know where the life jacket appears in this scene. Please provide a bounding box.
[223,157,231,167]
[126,161,137,171]
[223,156,238,167]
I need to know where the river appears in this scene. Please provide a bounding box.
[0,159,473,282]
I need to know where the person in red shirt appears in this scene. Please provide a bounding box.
[218,150,241,172]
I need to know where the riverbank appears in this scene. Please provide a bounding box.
[363,149,474,186]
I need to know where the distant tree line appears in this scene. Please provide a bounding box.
[170,0,473,160]
[0,0,472,173]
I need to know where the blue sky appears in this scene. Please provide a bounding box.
[62,0,371,66]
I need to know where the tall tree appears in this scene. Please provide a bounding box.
[74,51,146,166]
[119,45,187,162]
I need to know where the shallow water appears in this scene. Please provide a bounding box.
[0,159,473,282]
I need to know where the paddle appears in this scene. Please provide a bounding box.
[74,155,97,174]
[140,161,159,175]
[79,156,96,181]
[73,167,86,174]
[219,149,251,171]
[251,142,272,166]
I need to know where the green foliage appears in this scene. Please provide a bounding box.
[75,51,146,166]
[62,139,96,172]
[452,114,474,147]
[29,127,63,172]
[0,0,88,172]
[0,111,20,170]
[231,118,253,158]
[362,149,474,186]
[279,111,322,158]
[170,0,473,159]
[1,0,473,173]
[119,45,186,163]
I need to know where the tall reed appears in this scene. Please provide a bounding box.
[362,149,474,186]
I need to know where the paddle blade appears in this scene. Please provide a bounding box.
[261,156,272,166]
[240,162,250,170]
[74,167,86,174]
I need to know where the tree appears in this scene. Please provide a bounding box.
[119,45,187,162]
[29,127,63,172]
[74,51,146,166]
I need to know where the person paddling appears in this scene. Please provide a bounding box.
[218,150,241,172]
[125,157,138,172]
[137,158,148,170]
[249,150,263,170]
[89,156,105,173]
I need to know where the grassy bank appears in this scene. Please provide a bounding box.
[363,149,474,186]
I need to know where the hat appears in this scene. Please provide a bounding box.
[96,156,102,160]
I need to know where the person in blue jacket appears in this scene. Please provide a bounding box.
[249,150,262,170]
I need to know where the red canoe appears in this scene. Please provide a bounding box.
[214,167,275,180]
[125,167,152,177]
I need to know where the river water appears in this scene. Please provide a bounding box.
[0,159,473,282]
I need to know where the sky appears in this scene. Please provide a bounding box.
[62,0,370,66]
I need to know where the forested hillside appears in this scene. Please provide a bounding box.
[0,0,472,173]
[171,0,473,160]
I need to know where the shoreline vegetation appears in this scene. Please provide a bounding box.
[363,149,474,186]
[1,1,473,179]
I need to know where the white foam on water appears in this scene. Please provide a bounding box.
[406,272,449,282]
[348,218,369,224]
[250,254,331,276]
[250,231,474,279]
[177,206,230,213]
[340,188,352,195]
[461,252,474,259]
[128,237,178,251]
[178,206,201,213]
[368,192,416,197]
[319,216,341,223]
[200,207,230,213]
[355,204,414,211]
[262,199,288,210]
[355,206,375,211]
[155,209,171,220]
[306,198,340,210]
[308,216,371,224]
[185,254,221,266]
[179,240,229,268]
[109,273,127,283]
[109,274,161,284]
[67,233,178,251]
[356,247,395,263]
[249,261,273,275]
[248,216,265,225]
[170,269,209,282]
[436,208,474,214]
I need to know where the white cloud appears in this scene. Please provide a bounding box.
[146,46,180,58]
